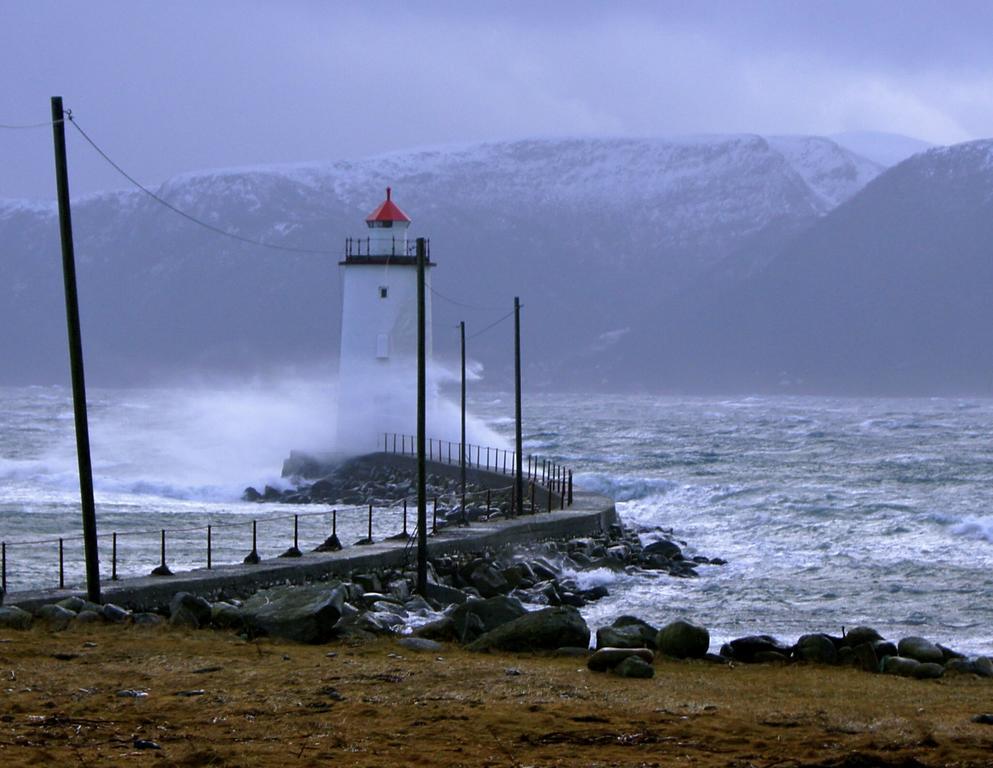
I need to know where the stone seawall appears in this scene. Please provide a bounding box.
[10,454,616,614]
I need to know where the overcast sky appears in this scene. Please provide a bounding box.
[2,0,991,199]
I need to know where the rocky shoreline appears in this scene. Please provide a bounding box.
[2,518,990,687]
[4,460,991,690]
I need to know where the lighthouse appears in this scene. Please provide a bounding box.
[336,188,433,451]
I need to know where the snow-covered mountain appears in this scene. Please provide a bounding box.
[593,139,993,394]
[1,134,882,387]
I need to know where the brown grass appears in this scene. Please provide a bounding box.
[2,624,992,767]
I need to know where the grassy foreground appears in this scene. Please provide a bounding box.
[1,624,992,767]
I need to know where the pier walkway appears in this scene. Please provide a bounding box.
[9,455,617,613]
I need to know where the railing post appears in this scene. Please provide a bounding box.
[280,514,303,558]
[547,481,552,513]
[432,497,437,534]
[502,450,507,474]
[1,541,6,595]
[315,508,343,552]
[486,489,491,515]
[529,482,535,515]
[111,532,118,581]
[58,538,64,589]
[368,503,373,542]
[403,498,408,536]
[151,529,173,576]
[244,521,260,564]
[486,447,490,471]
[207,525,212,570]
[568,470,573,506]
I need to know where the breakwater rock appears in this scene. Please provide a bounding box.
[242,454,509,520]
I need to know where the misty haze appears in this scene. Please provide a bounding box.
[2,3,993,765]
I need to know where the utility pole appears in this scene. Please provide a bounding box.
[514,297,523,517]
[416,238,428,594]
[51,96,100,603]
[460,320,467,525]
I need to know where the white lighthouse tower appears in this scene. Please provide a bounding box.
[336,188,433,451]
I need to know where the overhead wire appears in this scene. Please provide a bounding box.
[65,113,337,255]
[467,306,518,340]
[20,109,518,321]
[429,284,507,312]
[0,119,61,129]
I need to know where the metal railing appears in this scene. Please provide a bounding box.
[343,236,428,260]
[383,432,572,514]
[0,436,573,595]
[0,481,512,595]
[383,432,574,511]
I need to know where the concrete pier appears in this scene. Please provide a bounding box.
[10,455,617,614]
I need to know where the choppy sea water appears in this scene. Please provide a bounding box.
[2,385,992,655]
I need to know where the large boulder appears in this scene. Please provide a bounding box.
[843,626,884,647]
[600,616,658,649]
[642,539,682,559]
[0,606,33,630]
[169,592,213,629]
[794,634,838,665]
[468,607,589,653]
[597,624,651,650]
[898,637,944,665]
[657,619,710,659]
[975,657,993,678]
[241,583,346,644]
[881,656,920,677]
[588,647,654,672]
[468,564,510,598]
[36,604,75,632]
[210,602,243,630]
[451,596,527,644]
[614,655,655,678]
[912,662,945,680]
[722,635,791,663]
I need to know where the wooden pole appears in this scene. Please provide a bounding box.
[51,96,100,604]
[514,297,524,517]
[460,320,467,525]
[416,238,428,594]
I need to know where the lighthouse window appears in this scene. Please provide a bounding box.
[379,286,388,299]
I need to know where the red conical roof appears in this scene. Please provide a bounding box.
[365,187,411,223]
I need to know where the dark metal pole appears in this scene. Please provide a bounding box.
[416,238,428,594]
[514,297,524,517]
[51,96,100,604]
[460,320,467,525]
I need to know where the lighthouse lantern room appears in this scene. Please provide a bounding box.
[336,188,433,450]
